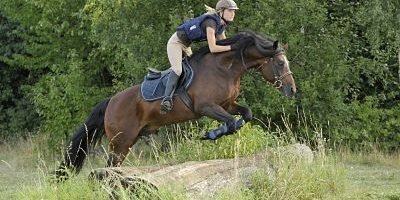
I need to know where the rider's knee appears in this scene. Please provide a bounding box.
[171,67,182,76]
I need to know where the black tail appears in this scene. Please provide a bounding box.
[56,98,110,179]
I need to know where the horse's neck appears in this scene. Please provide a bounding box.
[192,52,247,80]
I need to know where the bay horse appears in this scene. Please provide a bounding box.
[56,31,296,178]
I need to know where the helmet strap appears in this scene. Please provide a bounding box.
[220,10,229,25]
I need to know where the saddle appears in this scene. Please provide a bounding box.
[140,57,194,112]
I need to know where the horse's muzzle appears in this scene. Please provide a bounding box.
[281,85,296,97]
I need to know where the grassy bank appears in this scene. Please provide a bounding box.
[330,149,400,200]
[0,125,399,199]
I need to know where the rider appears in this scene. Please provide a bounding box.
[160,0,239,114]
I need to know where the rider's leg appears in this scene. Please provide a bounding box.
[160,71,179,113]
[167,32,184,76]
[161,33,185,113]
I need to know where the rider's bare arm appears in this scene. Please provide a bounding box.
[206,27,232,53]
[217,32,226,40]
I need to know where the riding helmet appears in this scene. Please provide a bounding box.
[216,0,239,11]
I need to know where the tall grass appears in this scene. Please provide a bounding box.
[337,146,400,167]
[0,116,352,199]
[248,152,345,200]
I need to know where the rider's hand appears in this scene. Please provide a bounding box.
[230,43,240,51]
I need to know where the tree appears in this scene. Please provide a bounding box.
[0,12,40,139]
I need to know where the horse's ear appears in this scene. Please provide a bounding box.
[282,43,289,51]
[273,40,279,50]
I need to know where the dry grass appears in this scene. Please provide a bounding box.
[0,125,398,199]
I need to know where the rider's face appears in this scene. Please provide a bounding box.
[222,9,235,22]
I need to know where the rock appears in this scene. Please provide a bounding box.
[89,143,313,198]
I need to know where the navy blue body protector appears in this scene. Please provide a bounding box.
[176,14,225,43]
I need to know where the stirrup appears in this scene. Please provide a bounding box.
[160,97,173,114]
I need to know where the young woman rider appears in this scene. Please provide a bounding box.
[161,0,239,114]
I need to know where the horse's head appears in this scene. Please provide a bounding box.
[258,43,296,97]
[191,31,296,97]
[234,32,296,97]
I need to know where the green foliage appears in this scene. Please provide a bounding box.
[1,0,112,147]
[31,52,110,147]
[0,12,41,138]
[335,0,400,150]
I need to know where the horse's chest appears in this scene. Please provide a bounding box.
[230,87,240,99]
[220,87,239,105]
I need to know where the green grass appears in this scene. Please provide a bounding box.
[0,125,399,200]
[244,155,344,199]
[327,149,400,200]
[0,137,38,199]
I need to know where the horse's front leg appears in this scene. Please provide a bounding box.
[229,102,253,122]
[199,104,237,140]
[228,102,253,130]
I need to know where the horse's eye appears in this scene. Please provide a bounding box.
[278,61,285,66]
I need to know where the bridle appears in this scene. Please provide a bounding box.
[250,52,293,89]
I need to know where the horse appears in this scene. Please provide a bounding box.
[56,31,296,178]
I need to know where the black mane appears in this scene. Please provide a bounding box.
[191,31,281,61]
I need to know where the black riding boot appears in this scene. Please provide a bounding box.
[160,71,180,114]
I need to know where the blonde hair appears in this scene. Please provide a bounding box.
[204,4,218,15]
[204,4,226,25]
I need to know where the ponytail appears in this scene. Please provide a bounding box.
[204,4,218,15]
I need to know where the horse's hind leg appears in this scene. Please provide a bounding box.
[105,126,141,167]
